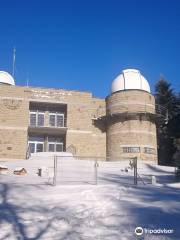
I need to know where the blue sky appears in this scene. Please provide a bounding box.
[0,0,180,97]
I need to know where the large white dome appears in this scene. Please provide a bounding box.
[111,69,150,93]
[0,71,15,85]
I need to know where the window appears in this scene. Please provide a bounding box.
[56,144,63,152]
[29,142,35,153]
[49,112,64,127]
[144,147,155,154]
[48,137,63,152]
[29,111,44,127]
[30,113,36,126]
[36,143,44,152]
[37,113,44,126]
[48,143,55,152]
[123,147,140,153]
[29,136,44,142]
[49,114,56,126]
[28,136,44,153]
[57,114,64,127]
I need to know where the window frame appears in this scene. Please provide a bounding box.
[28,139,44,153]
[29,111,45,127]
[48,141,63,152]
[123,147,140,153]
[48,136,64,152]
[144,147,155,154]
[49,112,64,127]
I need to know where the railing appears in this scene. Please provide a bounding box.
[52,155,139,186]
[26,144,31,159]
[93,103,167,119]
[29,118,67,128]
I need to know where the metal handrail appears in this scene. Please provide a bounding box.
[93,103,167,119]
[26,144,31,159]
[29,118,67,128]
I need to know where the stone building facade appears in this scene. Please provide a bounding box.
[0,69,159,161]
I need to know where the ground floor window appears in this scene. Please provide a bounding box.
[123,147,140,153]
[28,136,44,153]
[144,147,155,154]
[28,135,64,153]
[48,137,64,152]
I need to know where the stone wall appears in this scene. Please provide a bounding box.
[0,85,157,161]
[0,129,27,159]
[0,85,106,159]
[66,97,106,158]
[106,90,155,115]
[0,85,29,159]
[106,90,157,162]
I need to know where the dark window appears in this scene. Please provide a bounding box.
[57,115,64,127]
[49,113,64,127]
[29,136,44,142]
[30,113,36,126]
[56,144,63,152]
[48,143,55,152]
[48,136,64,152]
[28,136,44,153]
[29,111,44,127]
[144,147,155,154]
[37,114,44,126]
[29,143,35,153]
[36,143,44,152]
[123,147,140,153]
[49,114,56,126]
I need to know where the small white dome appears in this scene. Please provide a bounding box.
[111,69,150,93]
[0,71,15,85]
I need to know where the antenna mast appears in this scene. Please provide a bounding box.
[26,76,29,87]
[12,47,16,78]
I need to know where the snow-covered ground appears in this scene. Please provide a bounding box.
[0,155,180,240]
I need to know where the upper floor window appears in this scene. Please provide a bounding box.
[49,112,64,127]
[29,111,44,127]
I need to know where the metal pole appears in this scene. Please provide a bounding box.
[134,157,137,185]
[53,155,57,186]
[94,160,98,185]
[12,47,16,78]
[53,156,55,185]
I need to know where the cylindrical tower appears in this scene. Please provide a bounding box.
[106,69,157,161]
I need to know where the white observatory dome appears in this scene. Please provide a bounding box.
[111,69,150,94]
[0,71,15,85]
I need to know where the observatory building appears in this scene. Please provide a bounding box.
[0,69,158,161]
[106,69,157,161]
[0,71,15,85]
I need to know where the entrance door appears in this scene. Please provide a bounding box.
[48,137,64,152]
[28,142,44,153]
[48,142,63,152]
[29,142,35,154]
[36,143,44,152]
[28,136,44,154]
